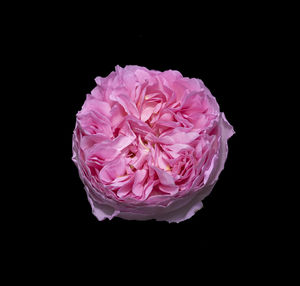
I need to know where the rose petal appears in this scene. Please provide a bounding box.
[159,130,199,144]
[141,106,155,122]
[110,91,139,118]
[82,95,111,117]
[154,167,176,186]
[132,169,147,196]
[205,113,235,186]
[87,194,120,221]
[85,141,119,162]
[117,177,134,198]
[99,157,126,184]
[126,115,153,136]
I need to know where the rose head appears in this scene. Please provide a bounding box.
[72,65,234,223]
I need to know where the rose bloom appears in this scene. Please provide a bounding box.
[72,65,234,223]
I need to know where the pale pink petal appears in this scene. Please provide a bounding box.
[194,136,211,159]
[181,91,207,113]
[154,167,176,186]
[77,111,112,137]
[85,141,119,162]
[89,201,120,221]
[154,146,170,171]
[99,157,126,184]
[109,119,137,151]
[141,106,155,122]
[90,86,106,101]
[126,115,152,136]
[110,103,127,129]
[117,186,131,198]
[154,119,180,129]
[132,169,147,196]
[131,149,149,169]
[155,191,206,223]
[159,184,179,195]
[159,130,199,144]
[120,67,137,91]
[153,102,163,113]
[110,91,139,118]
[174,112,194,129]
[133,81,148,107]
[205,113,235,186]
[163,144,193,159]
[135,69,152,83]
[80,134,108,151]
[82,95,111,117]
[142,180,154,200]
[117,177,134,198]
[161,70,182,84]
[112,135,135,151]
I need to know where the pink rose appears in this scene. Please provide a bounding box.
[72,65,234,223]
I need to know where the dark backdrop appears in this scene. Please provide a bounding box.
[13,5,270,262]
[47,31,251,243]
[4,2,290,282]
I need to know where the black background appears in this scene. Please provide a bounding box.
[49,30,252,244]
[3,2,296,282]
[9,4,278,268]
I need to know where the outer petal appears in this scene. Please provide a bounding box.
[114,183,214,223]
[81,95,111,117]
[205,113,235,186]
[156,191,205,223]
[87,192,120,221]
